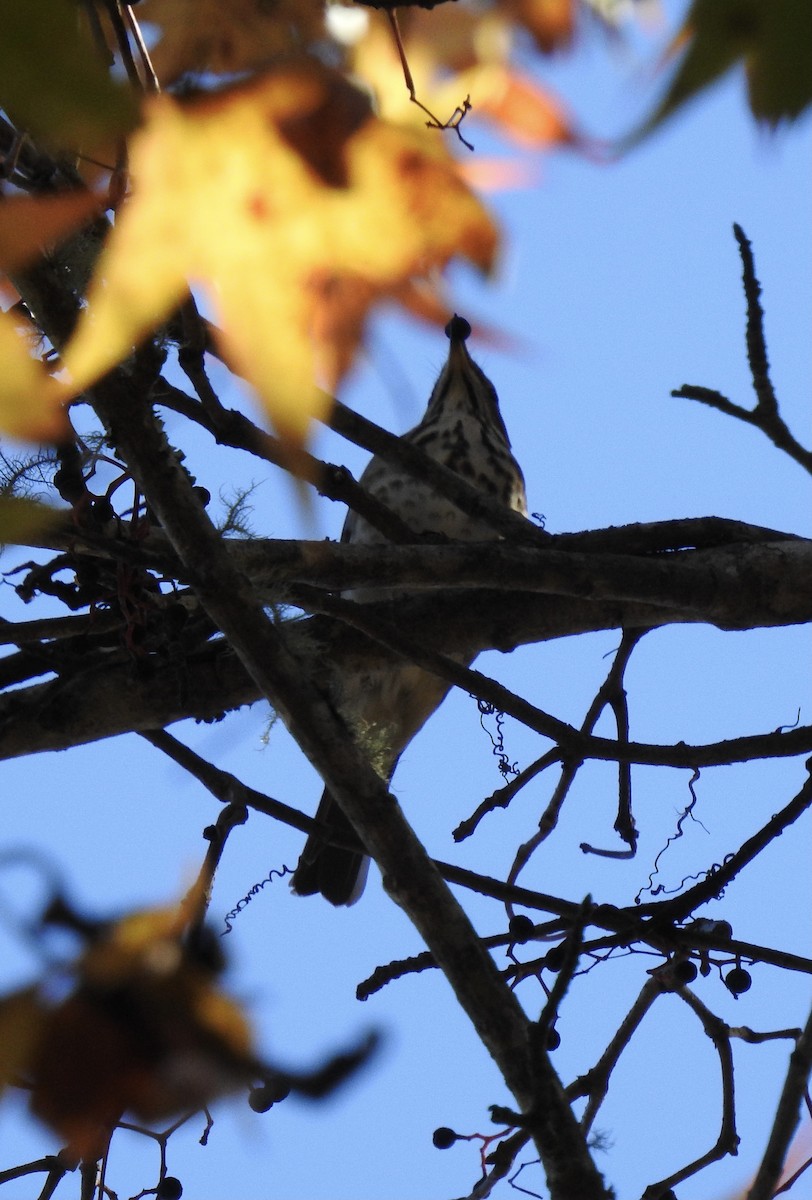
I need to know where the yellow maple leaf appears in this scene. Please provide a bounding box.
[0,310,69,441]
[62,62,498,450]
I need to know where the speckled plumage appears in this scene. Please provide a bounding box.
[291,317,527,904]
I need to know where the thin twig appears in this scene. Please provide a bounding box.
[386,11,474,150]
[570,978,661,1132]
[672,226,812,474]
[140,728,336,839]
[102,0,144,90]
[152,376,427,543]
[508,631,645,886]
[635,769,812,923]
[733,222,777,415]
[124,3,161,93]
[640,987,740,1197]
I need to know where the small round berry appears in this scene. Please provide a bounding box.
[156,1177,183,1200]
[248,1086,273,1113]
[724,967,752,995]
[508,914,534,943]
[248,1079,291,1112]
[545,1027,561,1051]
[432,1126,458,1149]
[672,960,698,985]
[544,944,567,972]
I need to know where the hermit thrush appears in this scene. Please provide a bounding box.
[292,316,527,903]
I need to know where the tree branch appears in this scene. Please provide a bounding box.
[748,998,812,1199]
[64,364,611,1199]
[671,225,812,475]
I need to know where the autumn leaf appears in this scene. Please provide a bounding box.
[136,0,326,84]
[0,988,47,1093]
[0,191,103,274]
[498,0,576,53]
[437,64,577,148]
[0,310,69,442]
[309,274,456,387]
[0,0,137,148]
[631,0,812,141]
[351,5,578,150]
[62,62,498,449]
[0,498,63,548]
[28,906,256,1161]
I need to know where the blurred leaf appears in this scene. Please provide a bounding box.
[0,988,46,1093]
[0,497,62,547]
[0,310,69,442]
[62,62,497,450]
[498,0,576,53]
[0,191,103,273]
[137,0,326,84]
[440,64,577,147]
[633,0,812,141]
[351,3,581,152]
[29,905,256,1161]
[0,0,138,147]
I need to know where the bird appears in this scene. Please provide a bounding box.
[291,315,527,904]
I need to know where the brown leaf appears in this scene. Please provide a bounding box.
[29,906,256,1161]
[137,0,326,84]
[269,65,374,188]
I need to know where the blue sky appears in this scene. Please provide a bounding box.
[1,4,810,1198]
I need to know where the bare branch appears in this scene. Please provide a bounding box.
[570,979,661,1132]
[641,988,740,1197]
[747,1000,812,1200]
[672,226,812,474]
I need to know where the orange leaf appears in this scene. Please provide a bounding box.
[451,66,576,148]
[458,157,541,191]
[499,0,576,53]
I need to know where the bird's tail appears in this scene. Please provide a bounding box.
[290,789,370,906]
